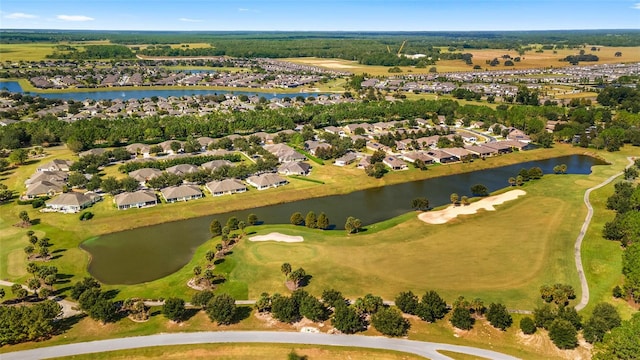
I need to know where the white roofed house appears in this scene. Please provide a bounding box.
[165,164,199,176]
[114,190,158,210]
[278,162,311,176]
[205,178,247,196]
[45,192,100,213]
[37,159,73,172]
[160,185,203,203]
[246,173,288,190]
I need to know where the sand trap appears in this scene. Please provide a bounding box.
[249,232,304,243]
[418,189,526,224]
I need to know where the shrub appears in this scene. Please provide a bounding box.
[79,212,94,221]
[371,307,410,336]
[520,316,536,334]
[548,319,578,349]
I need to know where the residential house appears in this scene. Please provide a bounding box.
[201,160,233,172]
[205,179,247,196]
[264,143,306,163]
[25,181,64,199]
[158,140,183,155]
[128,168,163,184]
[125,143,151,158]
[246,173,288,190]
[481,141,514,154]
[401,151,435,164]
[357,156,372,169]
[506,129,531,143]
[334,152,357,166]
[304,140,331,156]
[196,136,215,151]
[278,162,311,176]
[442,147,475,161]
[344,123,373,134]
[45,192,99,213]
[25,170,68,186]
[114,190,158,210]
[426,150,458,163]
[323,126,345,136]
[37,159,73,172]
[160,185,203,203]
[79,148,107,158]
[165,164,199,176]
[464,145,498,157]
[383,156,408,170]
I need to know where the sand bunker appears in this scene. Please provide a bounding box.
[249,232,304,243]
[418,189,526,224]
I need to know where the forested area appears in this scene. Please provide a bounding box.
[45,45,134,60]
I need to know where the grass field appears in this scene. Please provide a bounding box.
[285,46,640,75]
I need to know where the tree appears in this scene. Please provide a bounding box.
[486,303,512,330]
[288,268,307,289]
[470,184,489,196]
[9,148,28,165]
[290,212,304,226]
[226,216,239,231]
[624,167,639,180]
[162,297,186,322]
[540,283,575,306]
[548,318,578,349]
[460,196,469,206]
[100,176,120,194]
[271,295,301,323]
[353,294,384,316]
[508,177,516,186]
[344,216,362,234]
[305,211,317,229]
[281,263,292,278]
[593,312,640,360]
[411,197,429,211]
[299,295,328,322]
[365,163,387,178]
[247,213,258,225]
[191,290,214,307]
[450,306,474,330]
[520,316,536,334]
[67,173,88,188]
[237,221,246,235]
[0,288,4,299]
[450,193,459,206]
[205,250,215,262]
[316,212,329,230]
[322,289,346,308]
[395,291,419,315]
[87,298,117,324]
[193,266,202,277]
[206,294,236,325]
[371,307,410,336]
[18,211,30,226]
[119,177,139,193]
[417,290,448,322]
[533,304,557,329]
[331,304,365,334]
[209,219,222,237]
[255,292,272,313]
[584,302,622,343]
[71,277,100,300]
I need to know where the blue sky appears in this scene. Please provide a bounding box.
[1,0,639,31]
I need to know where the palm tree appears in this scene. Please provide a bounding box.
[508,177,516,186]
[450,193,459,206]
[281,263,292,279]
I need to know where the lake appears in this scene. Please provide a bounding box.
[81,155,606,285]
[0,81,322,101]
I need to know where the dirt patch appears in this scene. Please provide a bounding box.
[418,190,526,224]
[249,232,303,243]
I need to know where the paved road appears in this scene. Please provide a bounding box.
[2,331,520,360]
[574,156,635,311]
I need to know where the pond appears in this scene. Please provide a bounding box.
[82,155,605,285]
[0,81,323,101]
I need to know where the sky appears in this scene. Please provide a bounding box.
[1,0,639,31]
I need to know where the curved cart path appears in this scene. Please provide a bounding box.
[2,331,519,360]
[574,156,635,311]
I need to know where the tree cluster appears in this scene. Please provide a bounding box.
[0,300,61,346]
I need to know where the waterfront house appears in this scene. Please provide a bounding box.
[246,173,288,190]
[160,185,203,203]
[114,190,158,210]
[205,179,247,196]
[383,156,408,170]
[278,162,311,176]
[334,152,357,166]
[45,192,100,213]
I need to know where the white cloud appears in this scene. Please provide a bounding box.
[5,12,38,19]
[179,17,203,22]
[57,15,94,22]
[238,8,250,12]
[238,8,259,13]
[633,3,640,9]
